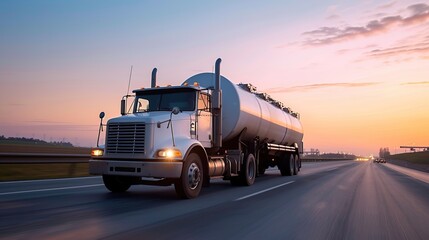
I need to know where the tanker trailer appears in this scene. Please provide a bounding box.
[89,58,303,198]
[182,72,303,177]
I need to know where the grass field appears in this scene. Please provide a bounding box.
[0,163,89,181]
[0,143,92,181]
[0,143,91,154]
[389,151,429,165]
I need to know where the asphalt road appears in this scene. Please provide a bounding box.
[1,161,428,240]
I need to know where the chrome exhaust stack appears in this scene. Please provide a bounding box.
[213,58,222,148]
[151,68,157,88]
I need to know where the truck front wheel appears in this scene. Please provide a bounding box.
[175,153,203,199]
[102,175,132,192]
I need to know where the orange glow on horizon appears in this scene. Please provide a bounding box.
[0,1,428,155]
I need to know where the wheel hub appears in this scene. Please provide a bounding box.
[187,163,201,190]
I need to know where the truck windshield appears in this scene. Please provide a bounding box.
[134,90,196,113]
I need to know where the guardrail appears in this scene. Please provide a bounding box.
[301,158,355,162]
[0,153,90,164]
[0,153,355,164]
[0,154,355,181]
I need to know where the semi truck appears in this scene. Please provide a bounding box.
[89,58,304,199]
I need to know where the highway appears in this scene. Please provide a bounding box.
[1,161,429,240]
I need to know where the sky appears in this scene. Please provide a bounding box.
[0,0,428,156]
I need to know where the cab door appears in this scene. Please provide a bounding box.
[197,92,212,148]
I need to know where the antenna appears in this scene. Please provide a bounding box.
[126,65,133,95]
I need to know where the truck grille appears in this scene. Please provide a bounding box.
[106,123,146,154]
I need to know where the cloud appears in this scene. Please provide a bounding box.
[12,120,97,130]
[24,120,74,125]
[402,81,429,85]
[367,41,429,58]
[303,3,429,46]
[376,1,397,11]
[265,82,381,93]
[326,14,340,20]
[1,123,97,132]
[337,44,379,55]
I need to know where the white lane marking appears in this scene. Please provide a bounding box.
[235,181,295,201]
[0,184,104,196]
[0,176,100,185]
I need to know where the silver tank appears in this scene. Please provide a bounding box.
[183,73,303,146]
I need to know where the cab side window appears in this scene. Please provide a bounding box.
[198,93,210,111]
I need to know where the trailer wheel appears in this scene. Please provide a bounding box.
[102,175,132,192]
[175,153,203,199]
[279,154,294,176]
[243,154,256,186]
[231,153,256,186]
[293,155,298,175]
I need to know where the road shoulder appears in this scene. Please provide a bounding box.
[383,163,429,184]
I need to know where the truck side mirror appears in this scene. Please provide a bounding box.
[121,99,126,115]
[97,112,105,147]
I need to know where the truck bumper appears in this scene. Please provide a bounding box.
[89,159,183,178]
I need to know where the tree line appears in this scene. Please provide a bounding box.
[0,135,74,147]
[379,147,391,158]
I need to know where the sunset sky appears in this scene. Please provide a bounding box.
[1,1,428,156]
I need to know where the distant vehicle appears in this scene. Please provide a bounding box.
[374,158,386,163]
[89,58,304,199]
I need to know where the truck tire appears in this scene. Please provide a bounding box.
[230,153,256,186]
[102,175,132,192]
[175,153,203,199]
[293,155,298,175]
[242,153,256,186]
[279,154,294,176]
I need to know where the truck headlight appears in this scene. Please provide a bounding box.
[156,148,182,159]
[91,148,104,157]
